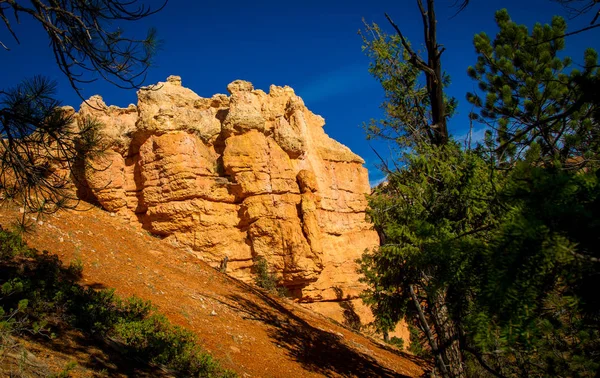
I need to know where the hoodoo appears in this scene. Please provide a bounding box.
[72,76,379,317]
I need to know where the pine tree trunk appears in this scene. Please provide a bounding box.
[410,283,466,378]
[431,290,466,378]
[423,0,448,146]
[408,284,451,378]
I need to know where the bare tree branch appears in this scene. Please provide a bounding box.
[385,2,449,146]
[0,0,167,99]
[384,13,433,76]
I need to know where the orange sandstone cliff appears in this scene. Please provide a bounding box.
[70,76,379,310]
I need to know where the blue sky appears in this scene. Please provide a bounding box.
[1,0,598,185]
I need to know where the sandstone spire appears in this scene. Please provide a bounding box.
[75,77,379,305]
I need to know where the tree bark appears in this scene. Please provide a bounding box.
[421,0,448,146]
[386,0,449,146]
[430,289,466,377]
[408,284,451,378]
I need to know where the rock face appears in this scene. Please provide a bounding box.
[74,76,379,302]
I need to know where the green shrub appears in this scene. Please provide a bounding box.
[253,256,277,291]
[118,296,154,322]
[66,287,122,333]
[113,314,230,376]
[253,256,289,298]
[67,258,84,276]
[407,324,429,358]
[275,286,289,297]
[388,336,404,350]
[0,228,29,259]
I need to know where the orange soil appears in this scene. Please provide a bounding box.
[0,204,426,377]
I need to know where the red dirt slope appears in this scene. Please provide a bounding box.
[0,204,426,377]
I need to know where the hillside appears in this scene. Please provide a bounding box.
[0,204,426,377]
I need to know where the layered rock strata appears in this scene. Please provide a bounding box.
[73,76,379,302]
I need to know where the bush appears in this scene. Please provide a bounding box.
[0,229,29,259]
[253,256,277,291]
[253,256,289,298]
[114,314,231,376]
[388,336,404,350]
[407,324,429,358]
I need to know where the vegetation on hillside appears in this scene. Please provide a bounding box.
[0,2,241,376]
[359,1,599,377]
[253,256,289,297]
[0,227,235,377]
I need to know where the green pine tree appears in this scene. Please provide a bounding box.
[467,9,600,166]
[360,6,600,377]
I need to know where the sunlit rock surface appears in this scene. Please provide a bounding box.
[74,76,379,304]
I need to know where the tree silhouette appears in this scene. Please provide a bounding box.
[0,77,104,223]
[455,0,600,25]
[0,0,166,97]
[0,0,166,220]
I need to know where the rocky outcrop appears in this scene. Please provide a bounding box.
[73,76,379,302]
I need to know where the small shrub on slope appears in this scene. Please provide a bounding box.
[253,256,288,297]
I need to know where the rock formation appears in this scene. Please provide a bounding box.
[73,76,379,303]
